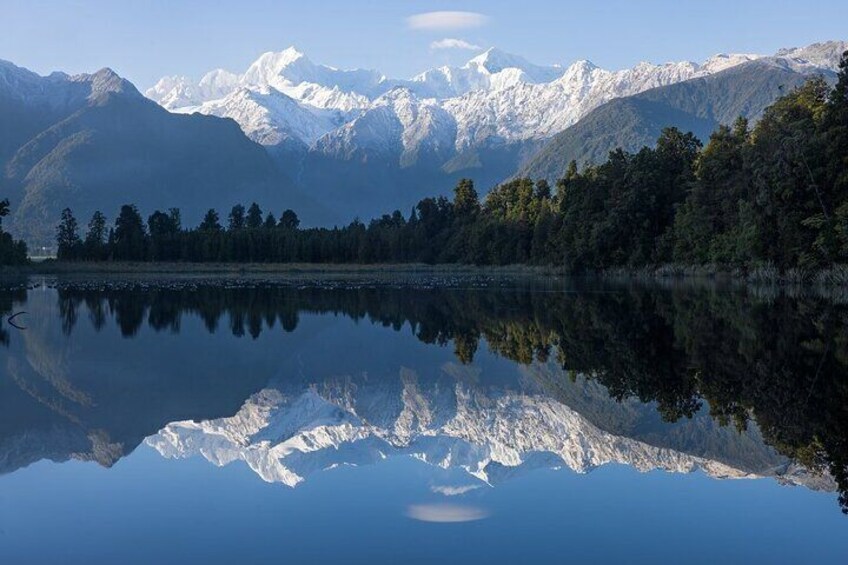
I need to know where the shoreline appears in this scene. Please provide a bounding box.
[4,261,848,288]
[2,261,562,276]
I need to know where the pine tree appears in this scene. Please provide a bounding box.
[56,208,82,260]
[228,204,246,231]
[200,209,222,231]
[279,209,300,230]
[0,198,27,266]
[247,202,263,229]
[824,50,848,259]
[535,179,552,200]
[0,199,9,232]
[84,211,107,260]
[453,178,480,219]
[113,205,146,261]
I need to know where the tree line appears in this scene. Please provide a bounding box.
[0,199,28,266]
[55,51,848,272]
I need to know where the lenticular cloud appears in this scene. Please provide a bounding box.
[407,11,489,31]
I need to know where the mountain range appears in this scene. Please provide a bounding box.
[146,40,846,218]
[0,60,327,247]
[148,46,763,154]
[520,45,844,180]
[1,40,845,246]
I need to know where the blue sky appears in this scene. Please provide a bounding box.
[1,0,846,89]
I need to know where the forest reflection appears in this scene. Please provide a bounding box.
[2,279,846,513]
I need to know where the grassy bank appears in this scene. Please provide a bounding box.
[599,263,848,286]
[6,260,848,288]
[3,260,564,277]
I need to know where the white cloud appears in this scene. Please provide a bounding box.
[407,11,489,31]
[430,38,483,51]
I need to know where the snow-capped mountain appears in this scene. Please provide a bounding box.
[146,369,831,491]
[140,41,846,221]
[775,41,848,70]
[190,87,341,150]
[0,58,324,246]
[149,46,381,113]
[408,47,565,99]
[146,42,845,162]
[144,69,239,110]
[443,53,766,150]
[315,87,457,166]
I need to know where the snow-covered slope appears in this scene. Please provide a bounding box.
[444,54,762,150]
[148,46,380,114]
[145,41,845,167]
[775,41,848,71]
[185,87,340,150]
[408,47,565,99]
[315,87,457,166]
[145,69,239,109]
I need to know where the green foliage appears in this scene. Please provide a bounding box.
[452,178,480,219]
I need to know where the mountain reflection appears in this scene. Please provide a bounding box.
[0,278,846,513]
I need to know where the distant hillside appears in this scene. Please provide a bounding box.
[519,59,834,182]
[0,61,330,248]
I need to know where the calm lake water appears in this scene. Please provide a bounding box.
[0,274,846,564]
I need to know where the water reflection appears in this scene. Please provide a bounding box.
[406,503,490,523]
[0,278,846,514]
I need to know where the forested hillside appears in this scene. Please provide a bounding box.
[519,59,831,182]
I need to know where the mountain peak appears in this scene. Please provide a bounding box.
[560,59,599,79]
[89,67,121,80]
[699,52,760,74]
[377,86,418,102]
[272,45,307,63]
[774,40,848,71]
[251,46,310,72]
[71,67,141,100]
[467,47,533,73]
[199,68,239,86]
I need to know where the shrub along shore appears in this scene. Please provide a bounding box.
[6,261,848,291]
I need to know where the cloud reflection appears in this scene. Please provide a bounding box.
[406,503,490,523]
[430,484,483,496]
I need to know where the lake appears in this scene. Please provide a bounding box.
[0,274,846,564]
